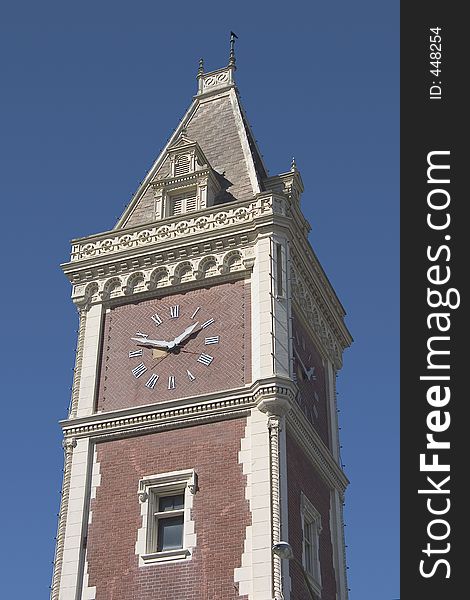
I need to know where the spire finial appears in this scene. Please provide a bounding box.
[229,31,238,68]
[291,157,297,172]
[197,58,204,77]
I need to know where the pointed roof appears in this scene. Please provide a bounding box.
[116,58,268,230]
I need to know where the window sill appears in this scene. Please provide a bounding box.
[141,548,190,564]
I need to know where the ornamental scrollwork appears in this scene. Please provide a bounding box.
[70,195,284,263]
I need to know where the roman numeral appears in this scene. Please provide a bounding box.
[151,313,163,326]
[168,375,176,389]
[145,373,159,389]
[204,336,219,345]
[169,305,180,319]
[136,331,148,338]
[197,353,213,366]
[186,370,196,382]
[201,318,214,329]
[132,362,147,378]
[129,349,143,358]
[191,307,201,319]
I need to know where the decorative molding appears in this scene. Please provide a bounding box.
[68,195,278,264]
[135,469,197,566]
[268,416,283,599]
[197,65,236,96]
[235,408,273,599]
[69,309,87,418]
[287,404,349,493]
[291,259,346,369]
[50,438,77,600]
[69,246,254,306]
[290,243,352,360]
[60,379,297,443]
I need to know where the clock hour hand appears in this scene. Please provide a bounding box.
[294,347,316,381]
[131,337,171,349]
[171,321,200,348]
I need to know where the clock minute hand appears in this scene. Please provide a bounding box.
[131,337,171,349]
[171,321,200,348]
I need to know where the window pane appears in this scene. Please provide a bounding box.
[157,516,184,551]
[158,494,184,512]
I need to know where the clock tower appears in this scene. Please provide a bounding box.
[51,44,352,600]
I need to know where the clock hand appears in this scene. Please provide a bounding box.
[294,347,315,381]
[305,366,316,381]
[131,337,171,349]
[171,321,200,348]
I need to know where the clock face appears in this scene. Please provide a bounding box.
[97,281,251,411]
[128,304,219,392]
[292,311,330,447]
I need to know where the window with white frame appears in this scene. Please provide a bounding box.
[301,492,322,594]
[169,190,198,216]
[136,469,197,565]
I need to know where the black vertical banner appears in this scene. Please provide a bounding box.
[401,3,466,599]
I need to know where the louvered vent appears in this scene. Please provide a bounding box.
[175,155,190,176]
[171,196,183,215]
[186,195,197,212]
[170,191,198,216]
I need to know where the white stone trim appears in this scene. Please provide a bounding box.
[80,446,101,600]
[69,308,87,418]
[58,438,92,600]
[51,438,77,600]
[300,492,322,597]
[135,469,196,566]
[279,421,291,600]
[271,235,290,378]
[251,236,275,381]
[268,416,283,599]
[76,304,103,418]
[62,377,297,440]
[235,408,273,600]
[70,194,274,264]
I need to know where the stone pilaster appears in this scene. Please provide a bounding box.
[50,438,77,600]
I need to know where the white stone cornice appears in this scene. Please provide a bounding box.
[66,241,254,306]
[60,378,297,442]
[286,403,349,494]
[66,195,278,264]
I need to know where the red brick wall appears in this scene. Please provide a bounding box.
[97,280,251,412]
[85,418,250,599]
[286,431,337,600]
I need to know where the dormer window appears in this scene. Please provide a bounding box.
[170,190,198,216]
[152,136,223,220]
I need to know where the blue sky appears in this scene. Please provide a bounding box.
[0,1,398,598]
